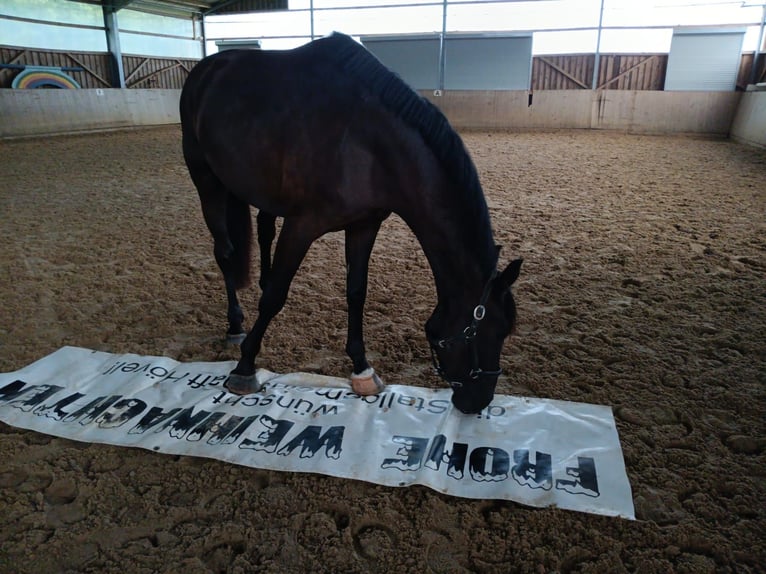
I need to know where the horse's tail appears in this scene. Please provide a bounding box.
[226,192,253,290]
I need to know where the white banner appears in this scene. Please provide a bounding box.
[0,347,634,519]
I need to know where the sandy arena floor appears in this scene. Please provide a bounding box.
[0,127,764,573]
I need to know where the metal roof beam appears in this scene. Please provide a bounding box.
[204,0,243,15]
[205,0,287,16]
[69,0,286,19]
[111,1,137,10]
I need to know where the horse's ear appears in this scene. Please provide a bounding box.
[498,258,522,290]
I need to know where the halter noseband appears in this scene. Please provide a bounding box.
[428,271,502,389]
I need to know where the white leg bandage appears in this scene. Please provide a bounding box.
[350,367,386,396]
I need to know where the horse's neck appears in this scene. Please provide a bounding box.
[372,120,496,302]
[402,195,496,304]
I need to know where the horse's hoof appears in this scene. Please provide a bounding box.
[351,368,386,396]
[226,332,246,345]
[224,372,263,395]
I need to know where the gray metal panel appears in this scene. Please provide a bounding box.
[445,36,532,90]
[215,39,261,50]
[665,29,745,91]
[362,34,533,91]
[362,37,441,90]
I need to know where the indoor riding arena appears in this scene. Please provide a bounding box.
[1,1,765,573]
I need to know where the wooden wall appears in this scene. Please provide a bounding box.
[122,55,194,89]
[1,46,113,89]
[2,45,763,92]
[1,46,196,89]
[737,52,766,90]
[532,54,667,91]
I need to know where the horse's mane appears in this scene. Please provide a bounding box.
[319,33,498,275]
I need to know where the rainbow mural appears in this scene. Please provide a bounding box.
[12,66,81,89]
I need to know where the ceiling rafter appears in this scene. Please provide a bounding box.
[68,0,286,20]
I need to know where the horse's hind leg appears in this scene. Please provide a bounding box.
[256,211,276,291]
[345,217,387,396]
[186,162,252,341]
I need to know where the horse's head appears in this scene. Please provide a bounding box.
[426,259,522,414]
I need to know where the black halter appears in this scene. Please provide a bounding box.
[428,271,502,389]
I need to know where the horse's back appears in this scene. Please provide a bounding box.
[181,38,375,213]
[180,35,457,223]
[181,37,362,135]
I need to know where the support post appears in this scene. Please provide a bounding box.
[751,5,766,86]
[200,17,207,58]
[437,0,447,92]
[591,0,605,90]
[310,0,315,41]
[103,7,126,88]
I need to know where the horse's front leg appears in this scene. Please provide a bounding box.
[345,217,387,396]
[225,218,318,395]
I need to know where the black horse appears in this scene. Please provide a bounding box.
[180,33,522,414]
